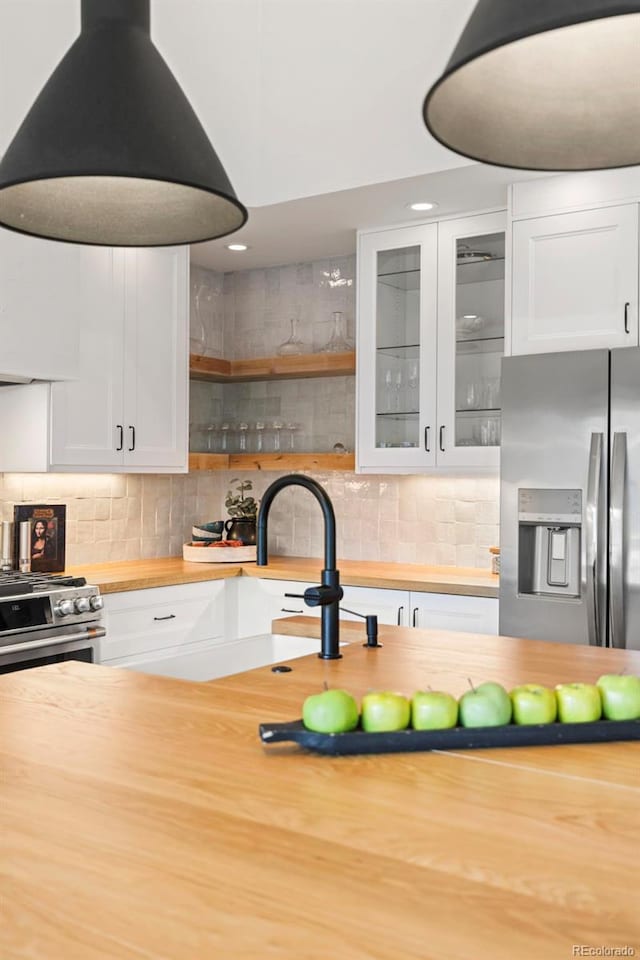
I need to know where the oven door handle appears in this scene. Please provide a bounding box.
[0,626,106,658]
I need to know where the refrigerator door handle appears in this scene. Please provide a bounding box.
[585,433,603,647]
[609,432,627,649]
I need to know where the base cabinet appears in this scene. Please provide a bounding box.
[101,581,229,681]
[409,592,498,635]
[99,578,499,681]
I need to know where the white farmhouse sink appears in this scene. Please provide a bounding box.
[118,634,345,683]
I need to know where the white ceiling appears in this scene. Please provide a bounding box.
[0,0,543,271]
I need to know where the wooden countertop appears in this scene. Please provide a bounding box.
[2,626,639,960]
[67,554,499,597]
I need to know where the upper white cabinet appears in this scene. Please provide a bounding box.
[511,204,639,355]
[357,211,505,473]
[0,230,82,382]
[51,246,188,472]
[0,246,189,474]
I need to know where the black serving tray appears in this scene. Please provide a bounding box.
[258,718,640,756]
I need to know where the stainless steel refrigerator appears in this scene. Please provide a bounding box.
[500,347,639,650]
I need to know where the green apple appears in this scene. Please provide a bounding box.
[510,684,557,725]
[411,690,459,730]
[361,691,411,732]
[459,681,512,727]
[302,688,359,733]
[555,683,602,723]
[596,674,640,721]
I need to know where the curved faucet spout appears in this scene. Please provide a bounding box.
[256,474,341,660]
[257,474,337,570]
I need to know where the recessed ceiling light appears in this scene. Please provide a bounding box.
[227,243,249,251]
[407,201,438,212]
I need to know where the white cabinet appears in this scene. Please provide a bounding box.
[101,580,229,680]
[357,211,505,473]
[0,246,189,473]
[511,204,639,355]
[0,229,82,382]
[51,246,189,472]
[409,592,498,635]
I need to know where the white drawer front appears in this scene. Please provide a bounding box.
[102,581,225,660]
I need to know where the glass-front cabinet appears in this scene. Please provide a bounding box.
[436,211,506,468]
[357,224,438,470]
[357,211,506,472]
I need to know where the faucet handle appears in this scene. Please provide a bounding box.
[286,585,342,607]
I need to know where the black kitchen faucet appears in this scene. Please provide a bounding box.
[256,474,342,659]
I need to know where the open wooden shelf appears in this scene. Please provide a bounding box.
[190,351,356,383]
[189,452,355,472]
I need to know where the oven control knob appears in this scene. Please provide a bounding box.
[89,595,104,611]
[55,599,75,617]
[74,597,91,614]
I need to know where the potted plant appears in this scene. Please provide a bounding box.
[224,479,258,544]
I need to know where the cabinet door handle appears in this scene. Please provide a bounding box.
[624,301,631,334]
[128,425,136,452]
[153,614,176,621]
[439,425,445,452]
[412,606,418,627]
[397,605,404,625]
[116,424,123,451]
[281,607,304,614]
[424,426,430,452]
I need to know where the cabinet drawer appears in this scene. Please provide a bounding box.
[102,581,225,660]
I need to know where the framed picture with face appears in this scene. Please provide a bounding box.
[13,504,66,573]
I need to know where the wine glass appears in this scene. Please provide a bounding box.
[407,361,419,411]
[383,368,393,412]
[393,370,403,412]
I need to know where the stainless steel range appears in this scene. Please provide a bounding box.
[0,573,104,674]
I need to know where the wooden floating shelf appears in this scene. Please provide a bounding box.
[189,351,356,383]
[189,452,355,472]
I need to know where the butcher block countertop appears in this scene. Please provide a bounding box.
[2,624,639,960]
[67,554,499,597]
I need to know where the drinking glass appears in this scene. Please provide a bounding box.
[254,420,266,453]
[219,422,231,453]
[237,421,249,452]
[271,419,284,452]
[285,421,299,451]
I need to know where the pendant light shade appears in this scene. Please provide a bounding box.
[0,0,247,246]
[424,0,640,171]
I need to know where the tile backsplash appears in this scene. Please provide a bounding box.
[0,471,499,569]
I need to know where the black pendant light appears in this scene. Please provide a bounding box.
[424,0,640,171]
[0,0,247,246]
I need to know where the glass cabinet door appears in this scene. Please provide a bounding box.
[357,224,437,470]
[436,211,506,468]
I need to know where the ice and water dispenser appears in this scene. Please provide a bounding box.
[517,489,582,598]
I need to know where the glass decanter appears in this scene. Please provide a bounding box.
[277,317,305,356]
[320,311,354,353]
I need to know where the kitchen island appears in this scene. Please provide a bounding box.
[2,623,639,960]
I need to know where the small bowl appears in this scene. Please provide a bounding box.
[192,522,224,542]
